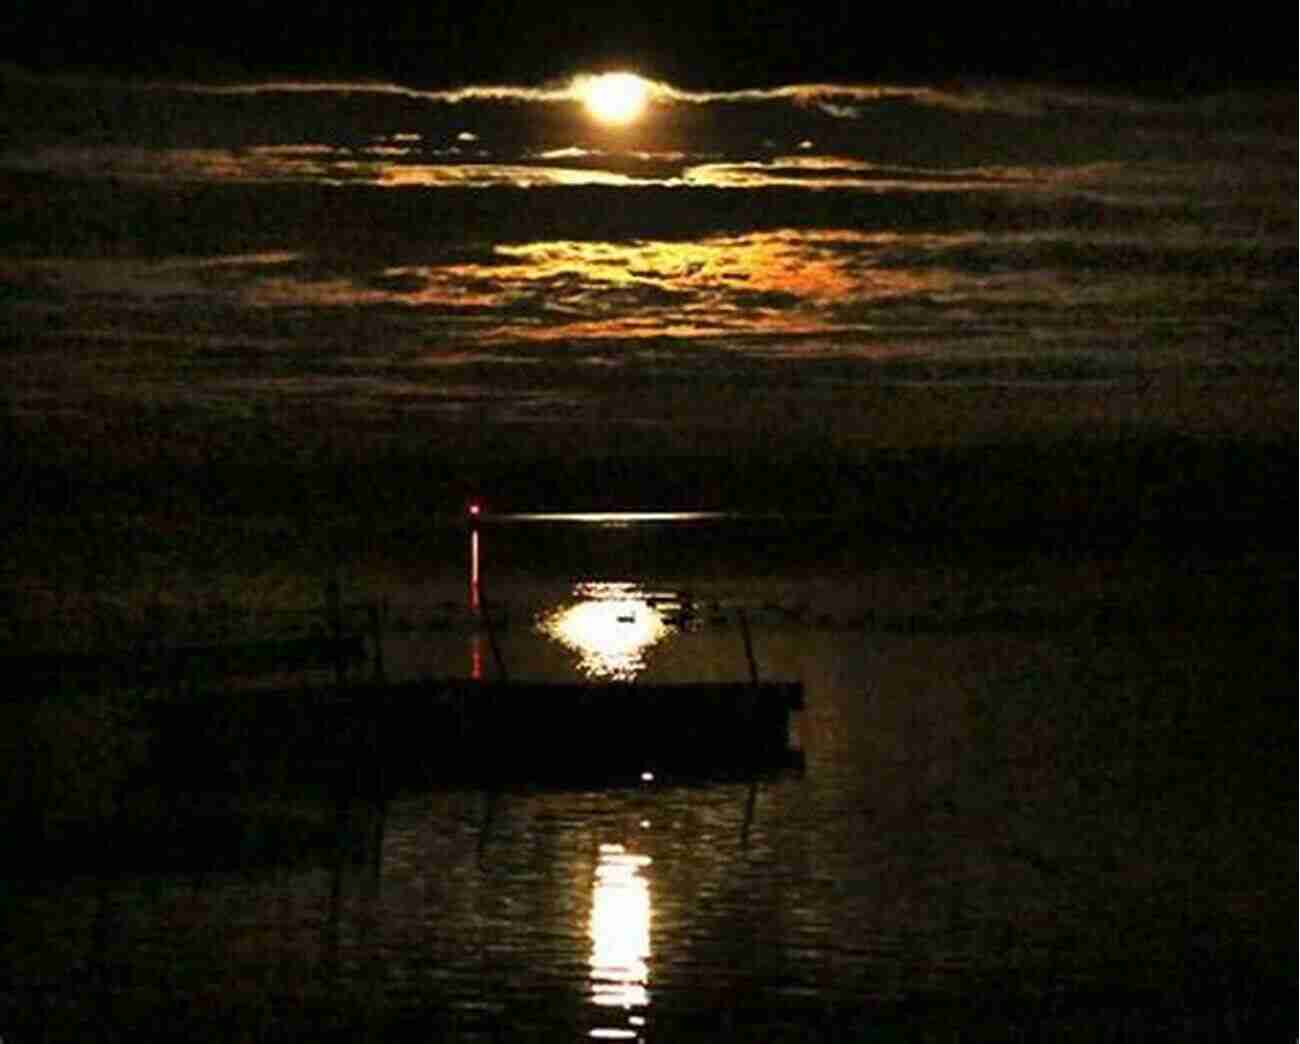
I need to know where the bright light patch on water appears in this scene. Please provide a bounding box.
[538,583,671,680]
[590,843,653,1037]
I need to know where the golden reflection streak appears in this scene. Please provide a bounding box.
[589,843,652,1038]
[538,584,669,681]
[495,512,726,522]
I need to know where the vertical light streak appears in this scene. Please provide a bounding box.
[469,526,482,679]
[470,633,483,681]
[469,528,480,612]
[589,843,652,1039]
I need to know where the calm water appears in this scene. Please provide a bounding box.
[4,518,1294,1041]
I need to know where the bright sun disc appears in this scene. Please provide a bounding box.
[578,73,650,126]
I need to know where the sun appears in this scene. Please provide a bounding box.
[575,72,651,126]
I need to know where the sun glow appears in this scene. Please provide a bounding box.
[576,73,651,126]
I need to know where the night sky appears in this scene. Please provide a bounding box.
[2,0,1294,521]
[4,0,1294,90]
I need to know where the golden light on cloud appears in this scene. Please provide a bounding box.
[242,230,951,345]
[576,73,651,126]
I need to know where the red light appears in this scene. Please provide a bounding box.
[468,501,482,517]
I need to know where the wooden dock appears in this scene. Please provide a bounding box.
[3,636,368,697]
[145,679,805,788]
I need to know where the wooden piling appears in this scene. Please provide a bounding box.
[477,592,510,684]
[368,600,387,683]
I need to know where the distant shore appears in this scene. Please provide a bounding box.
[5,402,1294,540]
[4,401,1294,655]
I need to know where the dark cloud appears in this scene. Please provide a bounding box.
[4,0,1293,91]
[0,67,1293,448]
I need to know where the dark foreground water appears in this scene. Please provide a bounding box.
[2,516,1294,1042]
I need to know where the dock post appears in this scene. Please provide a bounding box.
[738,607,760,688]
[369,600,387,683]
[738,607,761,847]
[326,569,343,686]
[479,591,509,684]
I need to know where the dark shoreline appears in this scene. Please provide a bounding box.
[6,407,1294,544]
[5,404,1293,662]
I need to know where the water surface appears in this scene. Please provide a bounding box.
[4,517,1293,1041]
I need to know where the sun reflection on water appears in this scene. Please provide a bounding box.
[537,582,673,681]
[589,843,652,1040]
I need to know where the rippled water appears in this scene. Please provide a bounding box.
[4,520,1293,1041]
